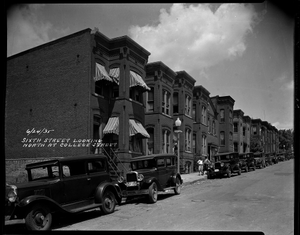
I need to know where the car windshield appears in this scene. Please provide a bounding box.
[131,159,155,171]
[30,164,60,181]
[220,155,230,161]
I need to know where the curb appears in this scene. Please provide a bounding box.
[182,175,207,186]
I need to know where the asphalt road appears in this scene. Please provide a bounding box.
[52,160,294,234]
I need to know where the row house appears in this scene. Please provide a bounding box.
[233,109,244,153]
[233,110,252,153]
[243,115,252,153]
[251,119,279,155]
[193,85,219,165]
[6,28,151,174]
[144,62,196,173]
[211,96,235,153]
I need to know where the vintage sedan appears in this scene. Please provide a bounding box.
[254,152,266,169]
[5,155,122,230]
[117,154,183,203]
[207,152,241,179]
[239,152,256,172]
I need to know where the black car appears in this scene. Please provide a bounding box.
[239,152,256,172]
[5,155,122,230]
[207,152,241,179]
[265,153,273,166]
[254,152,266,169]
[117,154,183,203]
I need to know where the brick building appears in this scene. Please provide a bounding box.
[193,85,219,164]
[233,109,244,153]
[6,28,151,174]
[211,96,235,153]
[144,61,176,155]
[242,115,251,153]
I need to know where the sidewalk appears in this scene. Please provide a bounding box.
[181,172,207,186]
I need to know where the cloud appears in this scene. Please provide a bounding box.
[275,72,294,91]
[129,3,259,72]
[7,4,69,57]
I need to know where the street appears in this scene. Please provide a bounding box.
[52,160,294,234]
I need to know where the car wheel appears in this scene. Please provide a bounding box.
[253,165,256,171]
[245,166,249,172]
[174,177,182,195]
[101,190,116,214]
[238,168,241,175]
[25,203,52,231]
[148,182,158,203]
[227,170,231,178]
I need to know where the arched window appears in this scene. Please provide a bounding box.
[162,129,171,153]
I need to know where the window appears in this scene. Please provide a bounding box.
[202,135,207,155]
[234,142,238,152]
[230,132,233,141]
[212,120,216,135]
[253,126,257,135]
[192,104,196,121]
[208,116,211,133]
[162,90,171,115]
[234,122,238,132]
[229,110,233,123]
[146,128,154,155]
[202,106,207,125]
[129,136,142,153]
[173,92,179,114]
[220,131,225,145]
[130,88,143,103]
[157,158,165,168]
[185,128,192,152]
[220,109,225,122]
[243,127,246,136]
[185,95,192,116]
[87,159,106,173]
[162,130,171,153]
[193,134,196,154]
[146,87,154,112]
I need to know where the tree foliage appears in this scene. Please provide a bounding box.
[250,136,263,153]
[278,129,294,151]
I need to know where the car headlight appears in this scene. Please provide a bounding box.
[6,184,17,203]
[137,174,144,182]
[221,163,224,167]
[117,176,125,183]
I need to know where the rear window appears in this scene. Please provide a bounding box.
[157,158,165,167]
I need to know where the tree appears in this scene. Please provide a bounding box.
[250,136,263,153]
[279,129,294,151]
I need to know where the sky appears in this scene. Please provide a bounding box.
[6,2,295,130]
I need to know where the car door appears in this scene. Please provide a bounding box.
[156,157,168,188]
[165,156,176,187]
[61,160,93,204]
[86,158,111,196]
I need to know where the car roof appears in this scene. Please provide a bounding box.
[130,154,177,162]
[215,152,238,156]
[25,154,107,169]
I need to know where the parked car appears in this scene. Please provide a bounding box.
[117,154,182,203]
[272,154,279,164]
[207,152,241,179]
[265,153,273,166]
[5,155,122,230]
[253,152,266,169]
[239,152,256,172]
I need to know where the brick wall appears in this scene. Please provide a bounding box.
[6,30,92,160]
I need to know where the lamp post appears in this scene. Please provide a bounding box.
[174,117,182,174]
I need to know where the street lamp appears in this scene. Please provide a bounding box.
[174,117,182,174]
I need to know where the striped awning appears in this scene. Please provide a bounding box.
[109,67,120,84]
[103,117,119,135]
[129,71,150,91]
[129,119,150,138]
[94,63,113,82]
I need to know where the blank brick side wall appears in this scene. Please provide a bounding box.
[6,32,92,160]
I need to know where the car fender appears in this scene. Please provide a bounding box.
[94,182,122,205]
[143,177,163,190]
[15,195,66,217]
[174,173,183,184]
